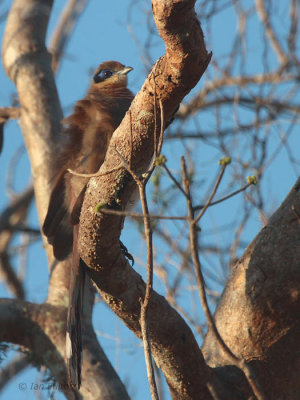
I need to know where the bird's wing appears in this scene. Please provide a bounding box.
[70,184,87,226]
[43,169,73,260]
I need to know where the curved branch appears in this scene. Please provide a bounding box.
[0,355,29,391]
[0,187,34,299]
[255,0,288,65]
[2,2,133,399]
[202,178,300,398]
[177,71,296,119]
[78,0,213,399]
[0,299,130,400]
[80,1,210,278]
[0,299,71,398]
[49,0,89,73]
[0,107,20,122]
[2,0,62,236]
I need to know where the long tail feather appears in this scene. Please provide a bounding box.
[66,225,85,389]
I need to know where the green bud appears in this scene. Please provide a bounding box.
[247,176,258,185]
[94,203,108,213]
[219,157,231,166]
[155,154,167,166]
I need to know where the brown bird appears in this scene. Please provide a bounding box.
[43,61,134,388]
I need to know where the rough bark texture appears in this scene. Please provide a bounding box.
[79,0,211,271]
[1,1,132,399]
[2,0,62,231]
[3,0,298,399]
[78,0,212,398]
[202,178,300,399]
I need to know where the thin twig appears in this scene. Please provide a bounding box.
[0,253,25,299]
[0,107,21,122]
[194,164,227,224]
[67,165,122,178]
[113,137,159,400]
[157,99,165,158]
[129,110,133,170]
[0,355,29,390]
[153,66,158,160]
[181,156,266,400]
[194,182,252,211]
[3,223,40,235]
[255,0,288,66]
[138,181,160,400]
[148,92,165,175]
[114,147,140,181]
[162,163,187,198]
[49,0,89,72]
[98,207,188,221]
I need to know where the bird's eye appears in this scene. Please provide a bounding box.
[94,69,113,83]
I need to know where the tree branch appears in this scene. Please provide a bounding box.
[2,0,62,237]
[2,2,133,398]
[78,0,213,398]
[202,177,300,399]
[49,0,89,73]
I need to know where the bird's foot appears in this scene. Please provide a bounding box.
[119,240,134,265]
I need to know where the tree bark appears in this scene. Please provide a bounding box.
[202,178,300,399]
[78,0,212,398]
[4,0,297,399]
[1,1,132,399]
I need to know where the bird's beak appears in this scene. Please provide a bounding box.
[118,66,133,75]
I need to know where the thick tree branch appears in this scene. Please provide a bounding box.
[202,178,300,399]
[0,299,71,398]
[80,1,210,281]
[0,299,130,400]
[0,187,34,299]
[0,355,29,391]
[2,0,62,233]
[1,2,132,398]
[78,0,213,399]
[0,107,20,122]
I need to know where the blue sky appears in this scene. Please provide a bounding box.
[0,0,299,399]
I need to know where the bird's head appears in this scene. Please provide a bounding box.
[91,61,133,90]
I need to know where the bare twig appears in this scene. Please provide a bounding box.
[138,180,160,400]
[113,126,160,400]
[0,187,34,300]
[194,182,253,211]
[255,0,288,65]
[178,72,296,119]
[148,95,165,176]
[162,163,187,198]
[181,156,266,400]
[49,0,89,72]
[97,207,188,221]
[0,253,25,299]
[0,107,20,122]
[156,100,165,161]
[67,165,122,178]
[0,355,29,390]
[194,162,227,224]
